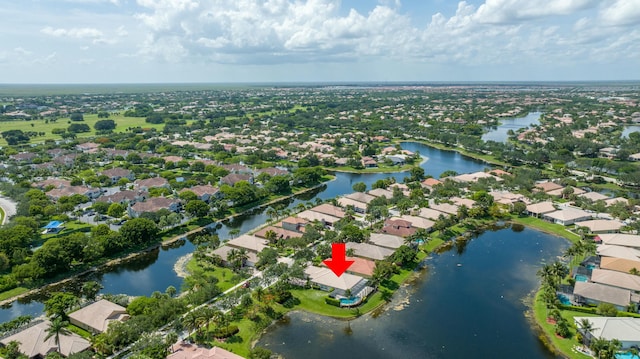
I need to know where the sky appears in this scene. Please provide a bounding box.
[0,0,639,84]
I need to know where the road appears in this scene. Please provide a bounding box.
[0,196,17,225]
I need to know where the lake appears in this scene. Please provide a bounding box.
[622,125,640,138]
[0,142,489,322]
[482,112,542,143]
[258,226,567,359]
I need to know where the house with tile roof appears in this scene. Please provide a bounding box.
[0,320,91,358]
[168,342,244,359]
[68,299,129,334]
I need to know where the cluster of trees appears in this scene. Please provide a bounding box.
[1,130,30,145]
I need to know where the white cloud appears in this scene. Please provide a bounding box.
[41,26,104,39]
[600,0,640,26]
[473,0,597,24]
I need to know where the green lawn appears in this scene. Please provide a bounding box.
[0,113,193,146]
[204,318,257,358]
[185,258,239,291]
[422,238,445,253]
[330,163,415,174]
[511,216,580,243]
[533,291,594,359]
[0,287,30,301]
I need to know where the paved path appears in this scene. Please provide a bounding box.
[0,196,17,225]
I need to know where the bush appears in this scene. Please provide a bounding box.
[212,325,239,339]
[325,297,340,307]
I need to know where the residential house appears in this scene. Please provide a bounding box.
[394,215,434,231]
[590,269,640,292]
[597,244,640,261]
[346,242,395,261]
[574,317,640,350]
[345,192,376,205]
[310,203,346,219]
[180,184,220,202]
[304,265,369,297]
[47,186,102,201]
[33,178,72,189]
[579,191,610,202]
[0,320,91,358]
[490,190,526,205]
[296,210,340,227]
[605,197,629,207]
[214,234,268,267]
[134,177,170,191]
[168,342,245,359]
[451,171,501,183]
[414,207,447,220]
[128,197,181,217]
[256,167,289,177]
[337,197,367,213]
[573,281,636,311]
[220,173,253,186]
[382,218,417,237]
[421,178,442,190]
[596,233,640,248]
[600,257,640,274]
[543,207,592,226]
[576,219,624,234]
[100,168,135,184]
[534,181,564,193]
[451,197,476,208]
[369,233,405,250]
[210,245,258,268]
[75,142,101,153]
[68,299,129,334]
[525,201,556,217]
[367,188,394,199]
[254,226,302,241]
[97,190,147,205]
[280,216,308,233]
[546,186,586,197]
[429,202,459,216]
[361,156,378,168]
[321,256,376,277]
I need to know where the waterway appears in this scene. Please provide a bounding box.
[258,226,567,359]
[482,112,542,143]
[0,142,488,321]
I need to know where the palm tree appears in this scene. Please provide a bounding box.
[45,317,71,354]
[265,207,278,223]
[228,248,248,271]
[91,333,112,357]
[228,228,240,239]
[264,230,278,246]
[577,318,596,348]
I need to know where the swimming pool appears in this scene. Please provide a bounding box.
[586,264,597,270]
[557,294,571,305]
[340,297,359,306]
[615,352,640,359]
[575,274,588,282]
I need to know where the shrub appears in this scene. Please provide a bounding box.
[325,297,340,307]
[212,325,239,339]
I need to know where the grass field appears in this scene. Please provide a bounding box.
[0,113,192,146]
[511,216,581,243]
[0,287,30,301]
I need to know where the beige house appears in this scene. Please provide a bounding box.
[543,207,592,226]
[526,201,556,217]
[0,320,91,358]
[590,269,640,292]
[68,299,129,334]
[346,242,395,261]
[369,233,405,249]
[304,265,369,297]
[575,219,624,234]
[168,342,244,359]
[574,317,640,350]
[596,233,640,248]
[600,256,640,274]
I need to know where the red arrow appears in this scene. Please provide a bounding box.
[323,243,355,277]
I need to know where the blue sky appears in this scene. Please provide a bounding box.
[0,0,638,83]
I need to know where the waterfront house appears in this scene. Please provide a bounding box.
[414,207,447,220]
[210,245,257,268]
[168,342,244,359]
[573,281,637,311]
[337,197,367,213]
[575,219,625,234]
[345,192,376,205]
[320,256,376,277]
[589,269,640,292]
[346,242,395,261]
[369,233,405,250]
[534,181,564,193]
[525,201,556,217]
[254,226,302,241]
[394,215,434,231]
[367,188,394,199]
[597,244,640,260]
[579,191,611,202]
[280,216,308,233]
[421,178,442,191]
[429,202,459,216]
[304,265,368,297]
[310,203,346,219]
[296,209,340,227]
[543,208,592,226]
[600,256,640,275]
[0,320,91,358]
[574,317,640,350]
[597,233,640,248]
[68,299,129,334]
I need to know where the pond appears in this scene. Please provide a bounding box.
[257,226,567,359]
[621,125,640,138]
[482,112,542,143]
[0,142,489,322]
